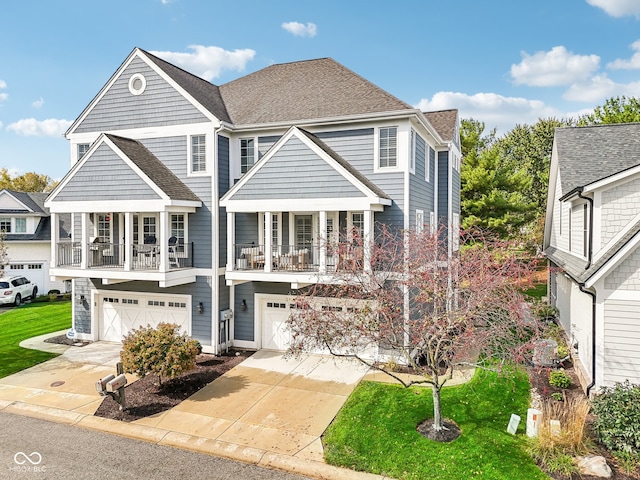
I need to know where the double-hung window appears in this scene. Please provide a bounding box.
[379,127,397,168]
[191,135,206,173]
[171,214,185,250]
[15,218,26,233]
[78,143,90,161]
[0,218,10,233]
[240,138,255,174]
[97,214,111,243]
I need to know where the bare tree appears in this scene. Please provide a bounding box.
[286,225,543,439]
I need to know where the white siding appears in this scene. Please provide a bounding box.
[550,173,569,251]
[603,299,640,385]
[601,176,640,245]
[555,272,593,381]
[605,246,640,290]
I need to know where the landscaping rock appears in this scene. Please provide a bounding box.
[576,455,612,478]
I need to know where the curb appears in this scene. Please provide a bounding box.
[1,401,387,480]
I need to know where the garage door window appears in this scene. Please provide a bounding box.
[122,299,138,305]
[28,264,42,270]
[168,302,187,308]
[103,297,119,303]
[148,300,165,307]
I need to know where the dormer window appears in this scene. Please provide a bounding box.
[0,218,10,233]
[15,218,26,233]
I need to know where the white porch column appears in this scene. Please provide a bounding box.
[80,213,89,269]
[363,210,373,272]
[124,212,134,271]
[50,212,59,268]
[319,210,327,274]
[227,211,235,271]
[264,211,272,273]
[159,212,169,272]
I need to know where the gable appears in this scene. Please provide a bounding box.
[604,245,640,291]
[229,135,365,202]
[73,55,210,134]
[0,192,34,213]
[53,143,161,202]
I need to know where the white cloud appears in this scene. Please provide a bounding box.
[282,21,317,38]
[511,46,600,87]
[416,91,561,134]
[32,97,44,108]
[0,121,3,129]
[607,39,640,69]
[586,0,640,17]
[150,45,256,81]
[564,74,640,102]
[0,80,7,103]
[6,118,71,137]
[0,80,6,89]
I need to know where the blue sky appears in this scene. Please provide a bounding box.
[2,0,640,180]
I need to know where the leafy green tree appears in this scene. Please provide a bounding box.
[460,119,536,238]
[497,118,569,214]
[0,168,56,192]
[579,96,640,125]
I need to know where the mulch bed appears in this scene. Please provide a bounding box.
[93,350,253,422]
[527,362,640,480]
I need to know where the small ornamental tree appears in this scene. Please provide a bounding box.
[120,322,200,385]
[286,225,543,439]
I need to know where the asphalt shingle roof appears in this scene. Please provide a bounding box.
[423,109,458,142]
[142,49,231,123]
[106,134,201,202]
[556,123,640,194]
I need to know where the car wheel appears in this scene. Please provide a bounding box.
[14,294,21,306]
[32,287,38,299]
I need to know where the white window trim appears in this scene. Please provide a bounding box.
[410,129,416,175]
[94,213,113,244]
[14,217,26,234]
[416,209,424,233]
[429,211,436,234]
[374,125,401,173]
[347,211,365,241]
[239,137,258,175]
[170,213,189,246]
[426,146,433,183]
[128,73,147,96]
[188,133,209,176]
[258,213,282,248]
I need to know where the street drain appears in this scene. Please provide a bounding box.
[50,381,65,387]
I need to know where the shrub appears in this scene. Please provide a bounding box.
[120,322,200,384]
[549,370,572,389]
[591,380,640,455]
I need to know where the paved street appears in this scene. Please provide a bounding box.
[0,412,311,480]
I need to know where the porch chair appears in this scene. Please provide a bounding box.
[168,236,180,268]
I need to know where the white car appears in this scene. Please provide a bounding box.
[0,276,38,306]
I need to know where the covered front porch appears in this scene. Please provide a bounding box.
[224,209,378,283]
[49,209,199,286]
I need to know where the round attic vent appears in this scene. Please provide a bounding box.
[128,73,147,96]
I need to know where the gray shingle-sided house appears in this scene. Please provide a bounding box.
[544,123,640,393]
[45,47,461,353]
[0,189,69,294]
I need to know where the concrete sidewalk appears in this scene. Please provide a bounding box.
[0,333,385,480]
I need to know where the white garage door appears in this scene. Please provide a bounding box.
[261,298,292,351]
[99,292,191,342]
[8,264,44,295]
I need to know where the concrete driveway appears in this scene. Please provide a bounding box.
[0,334,378,479]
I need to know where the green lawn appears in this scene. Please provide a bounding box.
[523,282,547,300]
[0,301,72,378]
[323,368,547,480]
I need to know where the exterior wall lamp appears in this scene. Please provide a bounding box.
[196,302,204,314]
[241,299,247,311]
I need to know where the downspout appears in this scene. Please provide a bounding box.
[577,187,596,395]
[578,284,597,397]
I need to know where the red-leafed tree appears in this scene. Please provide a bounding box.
[286,225,543,440]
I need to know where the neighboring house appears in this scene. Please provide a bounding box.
[544,123,640,393]
[0,189,69,295]
[45,47,461,353]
